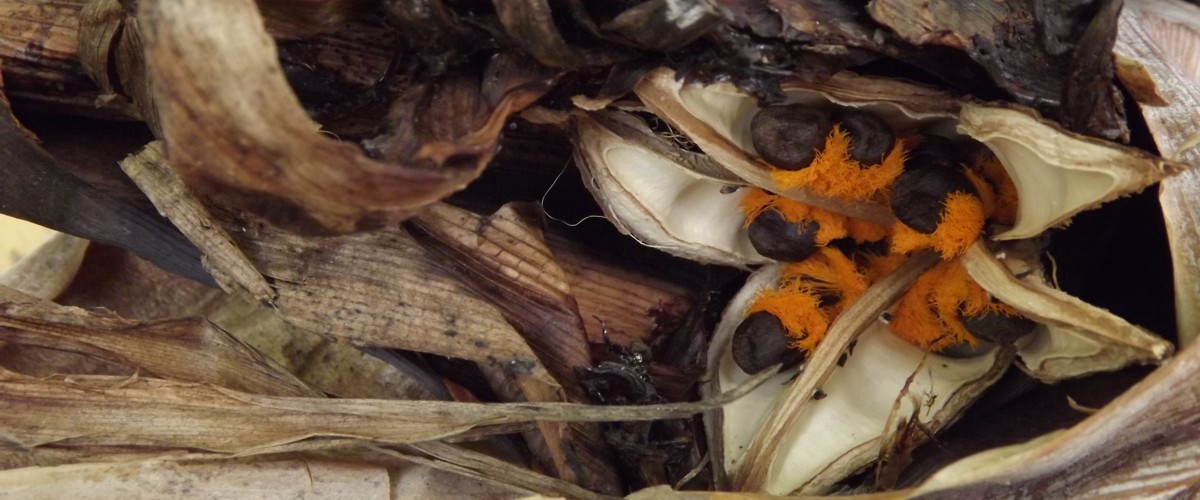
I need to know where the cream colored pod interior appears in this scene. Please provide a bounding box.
[710,264,1002,494]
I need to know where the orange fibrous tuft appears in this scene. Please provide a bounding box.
[859,252,907,283]
[973,155,1019,226]
[780,247,869,316]
[746,288,829,352]
[890,260,986,352]
[890,192,985,259]
[768,125,906,201]
[739,188,879,244]
[744,247,870,352]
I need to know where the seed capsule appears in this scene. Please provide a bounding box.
[833,109,895,165]
[750,105,834,170]
[746,208,820,262]
[732,311,806,373]
[961,309,1038,344]
[891,138,978,234]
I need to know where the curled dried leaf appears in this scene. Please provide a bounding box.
[117,0,554,234]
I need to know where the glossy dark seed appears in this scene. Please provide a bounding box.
[891,138,978,233]
[732,311,805,374]
[905,135,969,172]
[937,338,997,358]
[833,109,895,165]
[747,208,820,262]
[961,310,1038,344]
[750,105,834,170]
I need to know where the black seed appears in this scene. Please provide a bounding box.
[891,140,978,233]
[747,208,820,262]
[750,105,834,170]
[961,310,1038,344]
[906,135,970,172]
[833,109,895,165]
[937,338,996,358]
[732,311,805,374]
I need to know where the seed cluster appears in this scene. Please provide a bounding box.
[732,103,1033,373]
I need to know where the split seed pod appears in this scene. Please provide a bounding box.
[708,240,1173,494]
[574,67,1177,493]
[709,263,1006,494]
[572,110,768,267]
[634,68,1178,239]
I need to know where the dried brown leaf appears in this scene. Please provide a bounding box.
[1116,7,1200,347]
[492,0,631,69]
[230,219,537,365]
[49,242,443,400]
[410,202,628,493]
[411,203,592,393]
[200,296,443,400]
[0,459,390,499]
[0,0,134,118]
[127,0,552,233]
[0,286,318,397]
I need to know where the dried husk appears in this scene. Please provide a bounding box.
[573,110,765,267]
[954,103,1172,240]
[632,68,1176,240]
[962,241,1174,380]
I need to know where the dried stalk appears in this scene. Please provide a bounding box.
[0,367,774,452]
[119,141,274,304]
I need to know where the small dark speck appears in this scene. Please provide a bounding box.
[942,364,949,368]
[720,185,741,194]
[813,389,827,400]
[474,340,488,348]
[837,352,848,367]
[444,329,458,337]
[880,311,894,324]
